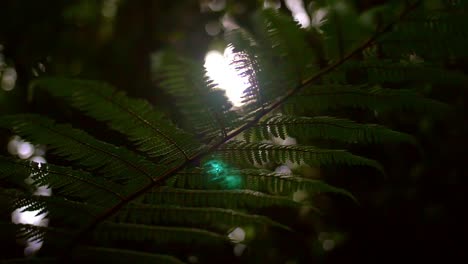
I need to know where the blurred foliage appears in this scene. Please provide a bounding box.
[0,0,466,263]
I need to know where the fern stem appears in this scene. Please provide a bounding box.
[65,0,422,256]
[98,89,191,161]
[34,121,156,183]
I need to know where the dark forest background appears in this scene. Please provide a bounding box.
[0,0,466,262]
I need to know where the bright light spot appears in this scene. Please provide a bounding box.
[293,190,308,202]
[11,208,46,226]
[24,240,43,256]
[17,141,34,160]
[309,7,328,30]
[233,243,247,256]
[35,186,51,196]
[228,227,246,243]
[1,67,17,91]
[11,207,49,256]
[205,160,242,188]
[409,53,424,64]
[224,175,242,189]
[187,255,198,263]
[274,165,292,175]
[221,14,240,31]
[322,239,335,251]
[272,136,297,146]
[204,48,250,107]
[30,156,46,165]
[102,0,119,18]
[208,0,226,11]
[264,0,281,9]
[285,0,310,28]
[8,136,48,256]
[205,21,221,36]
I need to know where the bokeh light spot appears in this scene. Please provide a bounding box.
[228,227,246,243]
[17,141,34,160]
[204,47,250,107]
[322,239,335,251]
[204,160,242,189]
[1,67,17,91]
[233,243,247,256]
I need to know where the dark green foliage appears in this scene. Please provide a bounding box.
[0,0,462,262]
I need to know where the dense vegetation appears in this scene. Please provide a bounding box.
[0,0,466,263]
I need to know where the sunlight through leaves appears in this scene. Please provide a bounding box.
[204,160,242,189]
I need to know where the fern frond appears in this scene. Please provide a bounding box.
[142,187,299,209]
[154,53,241,142]
[284,85,448,115]
[342,60,468,85]
[0,157,124,204]
[169,169,354,200]
[245,115,416,145]
[256,9,317,82]
[225,29,264,108]
[73,247,184,264]
[94,222,230,246]
[320,0,373,60]
[32,78,202,164]
[113,204,290,231]
[0,222,71,243]
[216,140,383,173]
[1,188,99,227]
[0,114,164,185]
[226,9,318,110]
[380,7,468,59]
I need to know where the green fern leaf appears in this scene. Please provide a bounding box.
[94,222,230,245]
[0,114,164,185]
[142,187,299,209]
[0,157,124,205]
[285,85,448,115]
[245,115,416,145]
[73,247,185,264]
[32,78,202,164]
[154,53,240,142]
[216,140,383,173]
[113,204,291,231]
[169,168,354,200]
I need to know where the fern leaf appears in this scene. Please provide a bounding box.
[32,78,202,164]
[94,222,230,245]
[142,187,299,209]
[380,7,468,59]
[113,204,291,231]
[245,115,416,145]
[73,247,184,264]
[0,157,124,204]
[169,168,354,200]
[285,85,448,115]
[0,222,71,243]
[0,114,163,184]
[225,28,264,108]
[154,53,240,142]
[1,188,100,227]
[342,60,468,85]
[256,9,317,82]
[216,140,383,173]
[320,0,373,60]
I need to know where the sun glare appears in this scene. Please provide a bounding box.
[204,47,249,107]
